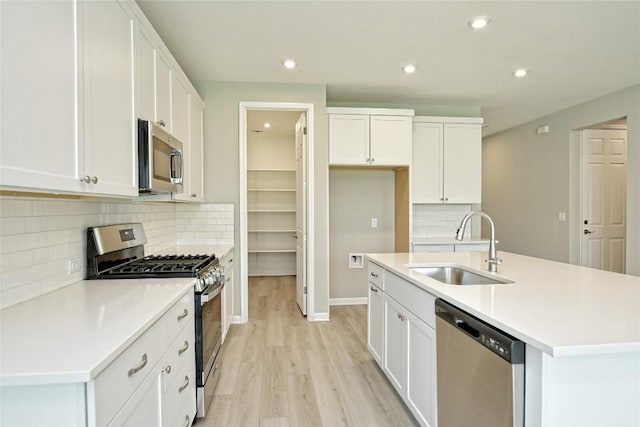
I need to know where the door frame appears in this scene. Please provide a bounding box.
[574,120,628,270]
[238,102,315,323]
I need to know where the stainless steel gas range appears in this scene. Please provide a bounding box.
[87,223,224,418]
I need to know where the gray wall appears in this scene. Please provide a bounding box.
[482,85,640,275]
[329,169,396,299]
[194,81,329,315]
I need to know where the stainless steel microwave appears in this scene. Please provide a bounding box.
[138,119,183,194]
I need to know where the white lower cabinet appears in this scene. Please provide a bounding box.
[367,282,384,367]
[221,249,235,342]
[108,371,162,426]
[368,264,438,427]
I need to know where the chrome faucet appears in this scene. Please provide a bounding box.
[456,211,502,273]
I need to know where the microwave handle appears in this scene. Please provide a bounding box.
[170,149,183,184]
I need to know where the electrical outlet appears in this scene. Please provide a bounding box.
[371,218,378,228]
[68,257,80,274]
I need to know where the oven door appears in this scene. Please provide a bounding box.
[196,280,223,417]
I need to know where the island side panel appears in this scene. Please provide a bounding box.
[0,382,87,425]
[527,345,640,426]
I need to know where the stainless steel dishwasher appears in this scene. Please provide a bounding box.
[435,299,525,427]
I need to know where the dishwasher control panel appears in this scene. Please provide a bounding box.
[481,333,511,358]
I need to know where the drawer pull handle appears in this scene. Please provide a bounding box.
[178,375,190,393]
[370,286,378,293]
[177,308,188,321]
[178,340,189,355]
[183,415,191,427]
[127,353,148,377]
[371,272,379,278]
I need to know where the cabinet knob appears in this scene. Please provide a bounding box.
[370,286,378,293]
[162,365,172,374]
[157,120,166,127]
[370,158,375,163]
[371,272,379,278]
[91,176,98,184]
[191,193,197,197]
[397,313,406,321]
[81,176,91,183]
[444,197,448,202]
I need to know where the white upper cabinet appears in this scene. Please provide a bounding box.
[1,0,137,197]
[412,117,483,204]
[0,0,81,193]
[155,52,172,130]
[173,95,204,202]
[328,108,414,166]
[81,0,137,197]
[171,74,190,144]
[136,25,156,123]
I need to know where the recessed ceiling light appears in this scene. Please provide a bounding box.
[403,64,416,74]
[283,59,296,69]
[263,122,272,129]
[513,68,528,78]
[470,16,490,29]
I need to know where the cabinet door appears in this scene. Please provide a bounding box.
[384,296,407,397]
[188,98,204,201]
[82,0,137,196]
[155,52,172,129]
[173,95,203,202]
[329,114,369,165]
[406,312,437,427]
[443,124,482,203]
[136,24,156,122]
[370,115,412,166]
[0,0,81,193]
[108,371,162,427]
[170,75,190,144]
[367,283,384,367]
[222,269,234,342]
[412,122,443,203]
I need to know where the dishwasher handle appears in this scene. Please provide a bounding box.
[435,298,525,364]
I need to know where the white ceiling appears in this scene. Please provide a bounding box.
[137,1,640,135]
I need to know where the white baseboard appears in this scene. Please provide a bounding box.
[330,297,368,306]
[308,312,330,322]
[230,315,244,324]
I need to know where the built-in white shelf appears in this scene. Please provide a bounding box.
[247,148,296,275]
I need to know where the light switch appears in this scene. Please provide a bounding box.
[558,212,566,222]
[371,218,378,228]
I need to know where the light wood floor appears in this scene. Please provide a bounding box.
[197,275,417,427]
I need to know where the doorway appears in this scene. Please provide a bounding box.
[239,102,315,323]
[579,118,627,273]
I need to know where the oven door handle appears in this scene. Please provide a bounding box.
[200,282,223,306]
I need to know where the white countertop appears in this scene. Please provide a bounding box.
[366,251,640,357]
[0,278,194,386]
[412,237,490,245]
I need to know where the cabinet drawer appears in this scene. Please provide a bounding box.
[220,252,234,273]
[368,262,384,289]
[412,244,455,253]
[164,291,195,344]
[162,343,196,426]
[161,316,195,396]
[455,243,489,252]
[91,316,166,426]
[385,271,436,328]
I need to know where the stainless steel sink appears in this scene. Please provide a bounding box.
[410,266,513,285]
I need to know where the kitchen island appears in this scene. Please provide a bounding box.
[366,251,640,426]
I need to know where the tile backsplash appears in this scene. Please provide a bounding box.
[413,204,472,237]
[0,196,234,309]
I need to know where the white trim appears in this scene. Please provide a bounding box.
[308,312,330,322]
[413,116,484,124]
[239,102,316,324]
[330,297,368,306]
[327,107,414,116]
[230,315,243,324]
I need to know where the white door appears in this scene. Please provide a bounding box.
[581,128,627,273]
[295,113,307,315]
